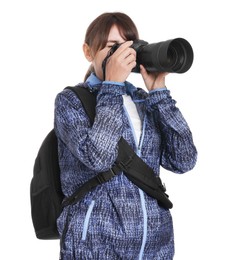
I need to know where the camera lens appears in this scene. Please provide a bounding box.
[167,46,178,67]
[168,39,191,73]
[135,38,194,73]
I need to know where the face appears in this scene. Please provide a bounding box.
[83,25,126,80]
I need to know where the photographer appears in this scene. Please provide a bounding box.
[54,12,197,259]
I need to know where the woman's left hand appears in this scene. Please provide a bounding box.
[140,64,169,91]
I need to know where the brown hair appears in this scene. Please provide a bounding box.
[83,12,139,81]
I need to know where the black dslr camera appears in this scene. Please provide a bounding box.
[103,38,194,74]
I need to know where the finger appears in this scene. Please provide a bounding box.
[155,72,169,82]
[115,41,134,56]
[160,72,169,77]
[118,47,136,63]
[140,64,148,77]
[120,40,134,49]
[128,60,137,71]
[124,52,136,65]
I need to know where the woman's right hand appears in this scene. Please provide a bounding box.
[105,41,137,83]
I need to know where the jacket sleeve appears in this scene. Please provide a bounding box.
[145,89,197,173]
[54,83,126,172]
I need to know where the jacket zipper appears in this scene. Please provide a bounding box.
[137,115,147,260]
[123,102,147,259]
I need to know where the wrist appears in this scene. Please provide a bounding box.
[149,87,167,94]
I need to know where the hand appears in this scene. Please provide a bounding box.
[105,41,137,82]
[140,65,169,91]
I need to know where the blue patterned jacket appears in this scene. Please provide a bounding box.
[54,73,197,259]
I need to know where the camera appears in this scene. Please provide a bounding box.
[105,38,194,74]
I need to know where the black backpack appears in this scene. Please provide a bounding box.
[30,85,172,240]
[30,85,96,239]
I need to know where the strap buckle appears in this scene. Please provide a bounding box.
[96,167,117,184]
[156,176,166,192]
[109,167,117,176]
[116,155,134,172]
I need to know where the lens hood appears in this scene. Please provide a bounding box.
[133,38,194,73]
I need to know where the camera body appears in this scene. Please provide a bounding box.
[108,38,194,74]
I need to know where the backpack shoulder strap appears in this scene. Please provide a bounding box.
[63,84,172,209]
[62,85,119,207]
[65,85,96,125]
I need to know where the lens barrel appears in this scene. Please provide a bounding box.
[132,38,194,73]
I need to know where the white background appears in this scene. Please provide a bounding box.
[0,0,224,259]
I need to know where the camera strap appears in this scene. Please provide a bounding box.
[102,43,119,80]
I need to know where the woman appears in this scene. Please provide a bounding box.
[54,12,197,260]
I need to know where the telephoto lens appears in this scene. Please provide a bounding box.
[132,38,194,73]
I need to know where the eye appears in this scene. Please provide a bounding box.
[106,44,114,49]
[106,41,118,49]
